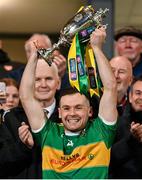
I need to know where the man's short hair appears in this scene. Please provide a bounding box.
[115,26,142,41]
[59,87,91,104]
[130,75,142,92]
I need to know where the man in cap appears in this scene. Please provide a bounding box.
[115,26,142,77]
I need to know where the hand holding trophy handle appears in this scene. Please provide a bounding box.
[37,6,109,66]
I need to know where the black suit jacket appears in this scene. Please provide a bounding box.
[0,107,41,178]
[0,105,59,178]
[109,103,142,179]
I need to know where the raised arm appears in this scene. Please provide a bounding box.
[90,27,117,123]
[19,42,45,130]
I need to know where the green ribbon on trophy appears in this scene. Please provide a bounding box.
[68,33,88,96]
[68,32,103,98]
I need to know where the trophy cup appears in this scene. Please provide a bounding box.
[37,6,109,66]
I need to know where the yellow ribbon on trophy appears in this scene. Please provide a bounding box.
[68,34,80,92]
[85,45,103,97]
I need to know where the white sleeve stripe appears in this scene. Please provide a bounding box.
[32,121,46,133]
[98,114,117,125]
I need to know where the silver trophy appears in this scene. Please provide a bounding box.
[37,6,109,66]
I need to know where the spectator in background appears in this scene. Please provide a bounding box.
[109,76,142,178]
[115,26,142,77]
[0,40,25,78]
[0,78,19,123]
[110,56,133,115]
[0,78,19,111]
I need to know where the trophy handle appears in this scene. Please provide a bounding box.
[37,36,68,66]
[37,48,53,66]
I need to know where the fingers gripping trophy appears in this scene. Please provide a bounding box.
[37,5,109,66]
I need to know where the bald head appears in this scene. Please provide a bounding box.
[110,56,133,75]
[110,56,133,101]
[36,59,59,79]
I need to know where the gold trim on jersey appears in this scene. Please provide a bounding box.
[42,141,110,172]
